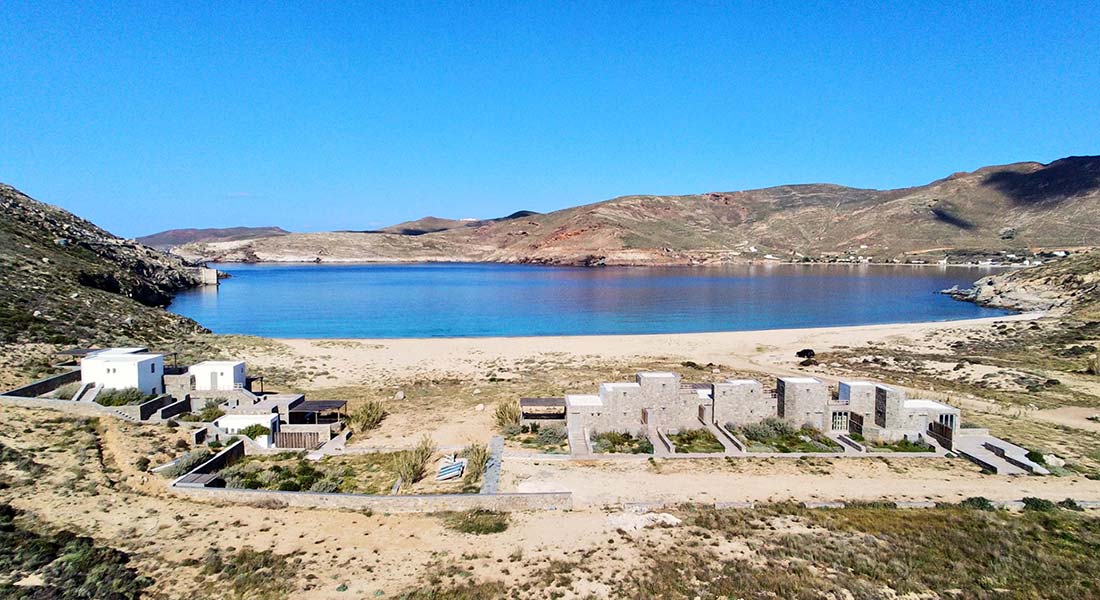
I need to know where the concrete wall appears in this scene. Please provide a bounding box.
[168,486,572,513]
[713,380,773,427]
[81,354,164,396]
[874,385,907,429]
[777,378,828,429]
[838,381,876,418]
[159,398,191,420]
[3,369,81,398]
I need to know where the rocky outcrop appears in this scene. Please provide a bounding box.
[944,250,1100,317]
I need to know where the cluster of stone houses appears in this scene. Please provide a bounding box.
[76,347,345,450]
[523,371,961,452]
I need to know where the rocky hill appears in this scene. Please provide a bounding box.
[379,210,540,236]
[137,226,289,250]
[0,184,207,345]
[947,249,1100,320]
[175,156,1100,265]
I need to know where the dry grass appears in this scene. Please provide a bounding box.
[390,435,436,486]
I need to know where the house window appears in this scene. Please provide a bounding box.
[151,364,156,373]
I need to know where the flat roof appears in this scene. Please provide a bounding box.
[85,352,163,363]
[291,400,348,412]
[840,380,875,387]
[637,371,677,378]
[601,382,640,390]
[780,377,821,384]
[521,397,566,407]
[725,379,761,385]
[566,394,602,407]
[904,399,956,411]
[190,360,245,368]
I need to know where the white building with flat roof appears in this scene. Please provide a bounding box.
[189,360,247,392]
[214,413,278,448]
[81,351,164,396]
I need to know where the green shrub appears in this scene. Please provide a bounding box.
[668,428,726,453]
[240,424,271,439]
[54,382,81,400]
[443,510,509,535]
[1057,498,1084,511]
[536,423,567,446]
[461,443,490,483]
[959,496,996,511]
[163,449,212,478]
[592,430,654,454]
[133,456,151,472]
[1025,450,1047,464]
[94,387,153,406]
[1022,497,1056,512]
[200,546,297,599]
[391,435,435,485]
[738,417,796,442]
[494,400,521,430]
[349,400,387,433]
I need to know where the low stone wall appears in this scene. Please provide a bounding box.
[837,434,866,453]
[185,440,246,477]
[3,369,81,398]
[168,485,572,513]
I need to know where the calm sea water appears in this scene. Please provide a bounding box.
[168,263,1011,338]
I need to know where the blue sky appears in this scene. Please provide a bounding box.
[2,2,1098,237]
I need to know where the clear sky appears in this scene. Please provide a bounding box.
[2,2,1099,238]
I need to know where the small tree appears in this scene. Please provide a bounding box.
[240,424,271,439]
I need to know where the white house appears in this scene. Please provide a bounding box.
[214,413,278,448]
[189,361,247,392]
[80,351,165,396]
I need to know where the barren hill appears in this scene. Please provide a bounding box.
[174,156,1100,265]
[0,184,206,345]
[137,226,289,250]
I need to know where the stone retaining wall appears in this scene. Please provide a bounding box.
[0,394,112,417]
[168,485,572,513]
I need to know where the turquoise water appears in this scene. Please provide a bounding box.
[168,263,1011,338]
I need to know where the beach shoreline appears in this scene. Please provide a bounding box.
[256,311,1045,386]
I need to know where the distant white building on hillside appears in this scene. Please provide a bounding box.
[80,349,165,396]
[189,360,247,391]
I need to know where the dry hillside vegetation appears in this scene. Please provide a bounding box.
[176,156,1100,265]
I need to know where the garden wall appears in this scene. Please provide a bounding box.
[3,369,81,398]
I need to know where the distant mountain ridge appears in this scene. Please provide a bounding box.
[137,226,289,250]
[171,155,1100,266]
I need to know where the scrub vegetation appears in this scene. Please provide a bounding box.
[732,418,843,453]
[667,428,726,453]
[591,430,654,454]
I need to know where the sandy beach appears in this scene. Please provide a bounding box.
[259,312,1045,387]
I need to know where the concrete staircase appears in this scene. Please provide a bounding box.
[568,425,591,457]
[80,384,103,404]
[954,435,1029,475]
[701,419,742,454]
[70,382,94,402]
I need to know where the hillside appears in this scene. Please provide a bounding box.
[379,210,541,235]
[175,156,1100,265]
[137,226,289,250]
[0,184,207,345]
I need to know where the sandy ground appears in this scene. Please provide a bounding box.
[258,312,1045,387]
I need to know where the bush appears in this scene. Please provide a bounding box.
[391,435,435,485]
[1025,450,1047,465]
[133,456,151,472]
[738,417,796,442]
[1057,498,1084,511]
[95,387,153,407]
[1022,497,1056,512]
[494,400,521,430]
[54,382,81,400]
[536,423,567,446]
[461,443,490,483]
[162,449,212,478]
[442,510,509,534]
[240,424,271,439]
[349,400,387,433]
